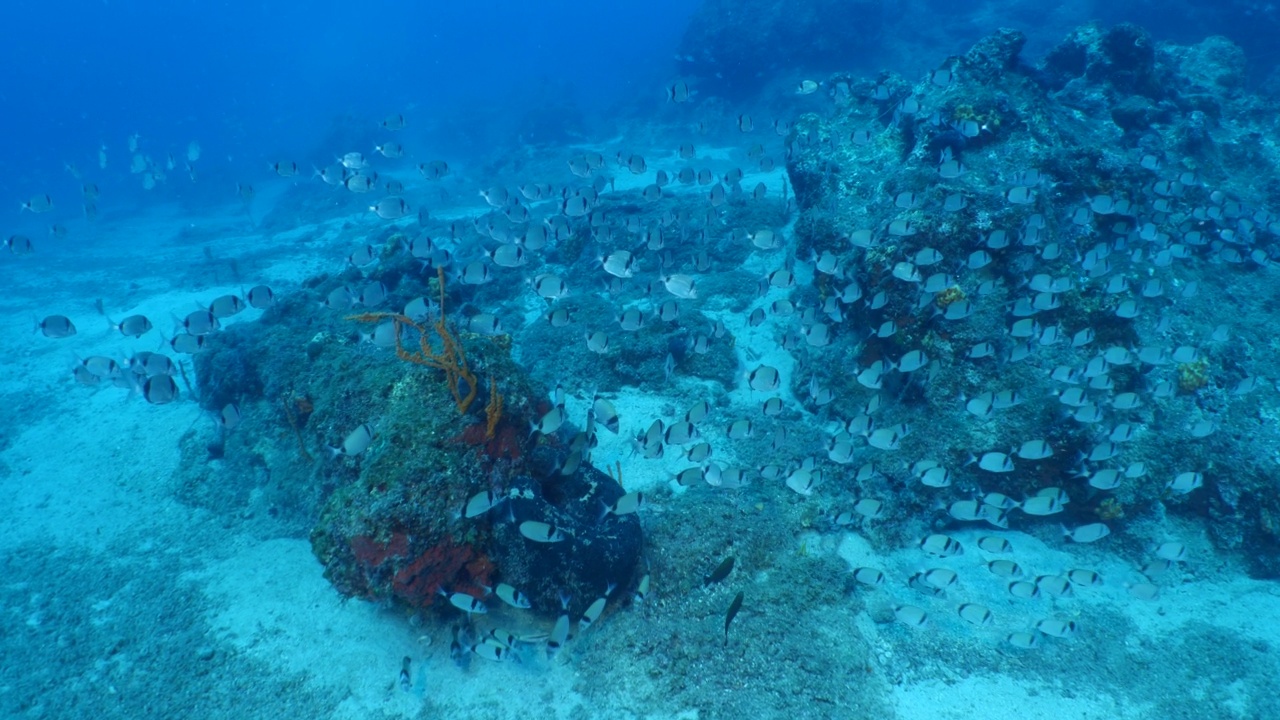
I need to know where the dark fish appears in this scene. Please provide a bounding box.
[399,656,412,692]
[705,556,735,586]
[724,591,744,646]
[450,625,470,670]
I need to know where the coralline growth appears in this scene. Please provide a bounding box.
[346,267,479,415]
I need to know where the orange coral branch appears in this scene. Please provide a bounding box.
[484,377,503,440]
[346,268,478,414]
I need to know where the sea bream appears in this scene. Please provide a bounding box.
[37,315,76,338]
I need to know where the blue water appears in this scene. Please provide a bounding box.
[0,0,697,208]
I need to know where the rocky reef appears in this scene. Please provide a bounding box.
[782,25,1280,576]
[179,234,643,619]
[677,0,1280,102]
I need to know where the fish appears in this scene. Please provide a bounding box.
[419,160,449,179]
[1007,632,1039,650]
[169,333,207,354]
[463,490,505,518]
[348,245,377,267]
[579,584,615,632]
[663,274,697,299]
[1128,582,1161,600]
[1020,494,1063,516]
[358,317,396,345]
[208,295,246,319]
[785,467,816,495]
[988,560,1023,578]
[545,307,574,327]
[470,639,509,662]
[324,286,354,311]
[1063,522,1110,543]
[705,556,735,585]
[370,197,410,219]
[533,274,569,300]
[1067,569,1104,587]
[519,520,567,543]
[5,234,35,254]
[375,141,404,159]
[21,194,54,213]
[357,281,387,308]
[78,356,120,380]
[345,174,376,193]
[547,593,572,660]
[442,590,486,615]
[591,395,620,433]
[747,365,780,392]
[1036,619,1078,638]
[1154,542,1187,562]
[601,250,635,278]
[1086,468,1123,491]
[37,315,76,338]
[1168,471,1204,494]
[675,467,703,486]
[109,314,153,338]
[969,452,1014,473]
[315,164,346,185]
[727,589,747,645]
[922,568,959,590]
[467,314,503,336]
[920,534,963,557]
[634,574,651,603]
[977,535,1008,550]
[600,491,643,519]
[142,376,179,405]
[726,418,753,440]
[1016,439,1053,460]
[329,423,375,458]
[796,79,819,94]
[852,567,885,586]
[532,405,566,437]
[958,603,993,626]
[667,81,692,103]
[1036,575,1074,598]
[244,284,275,310]
[852,498,884,520]
[217,403,242,430]
[399,656,412,692]
[894,604,928,628]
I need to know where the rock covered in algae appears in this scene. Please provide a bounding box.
[186,257,643,615]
